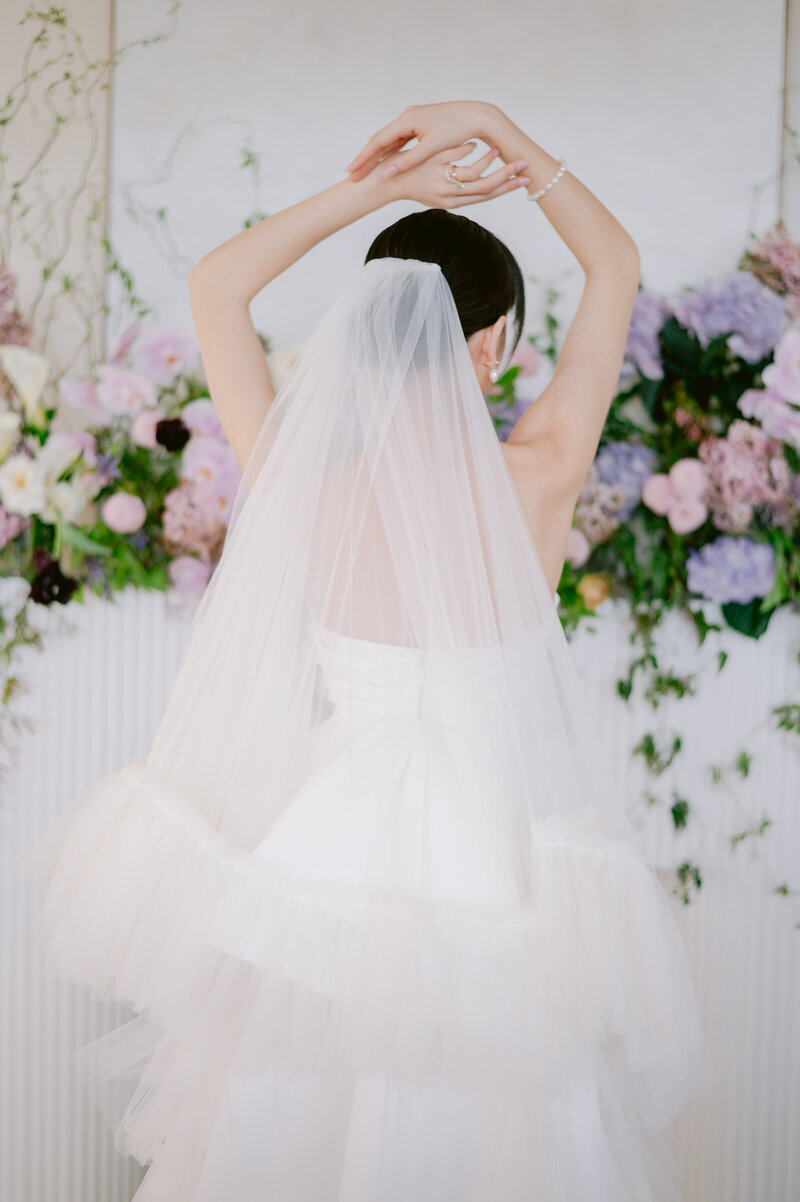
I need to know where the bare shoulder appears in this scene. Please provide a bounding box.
[500,438,581,595]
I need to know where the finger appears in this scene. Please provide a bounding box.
[443,145,498,182]
[456,159,529,196]
[345,118,417,178]
[443,174,531,208]
[374,136,412,163]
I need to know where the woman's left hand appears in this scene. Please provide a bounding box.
[366,142,531,209]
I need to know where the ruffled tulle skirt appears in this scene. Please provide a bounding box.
[24,631,711,1201]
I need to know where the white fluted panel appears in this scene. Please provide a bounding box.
[2,588,799,1200]
[1,589,190,1202]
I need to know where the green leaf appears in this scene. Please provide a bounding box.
[60,524,113,556]
[721,599,775,639]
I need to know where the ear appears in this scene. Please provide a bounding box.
[490,314,507,366]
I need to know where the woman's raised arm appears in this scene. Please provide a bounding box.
[480,108,640,499]
[187,181,385,472]
[187,128,526,473]
[347,102,641,501]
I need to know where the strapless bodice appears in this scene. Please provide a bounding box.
[312,611,557,723]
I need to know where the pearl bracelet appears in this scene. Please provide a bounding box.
[526,159,568,202]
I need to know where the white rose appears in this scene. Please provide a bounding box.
[0,345,49,428]
[41,480,86,524]
[0,411,22,461]
[0,453,48,516]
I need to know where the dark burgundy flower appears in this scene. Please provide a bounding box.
[155,417,191,452]
[29,548,79,605]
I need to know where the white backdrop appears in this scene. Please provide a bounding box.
[2,0,799,1198]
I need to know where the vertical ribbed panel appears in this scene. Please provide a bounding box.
[568,601,800,1202]
[2,589,799,1199]
[1,589,189,1202]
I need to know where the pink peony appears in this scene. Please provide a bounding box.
[130,326,199,387]
[181,397,227,441]
[131,408,162,448]
[509,341,541,377]
[667,498,708,533]
[180,435,241,521]
[565,527,591,568]
[95,364,157,418]
[761,325,800,405]
[101,491,147,533]
[642,473,675,515]
[667,457,708,499]
[166,554,212,617]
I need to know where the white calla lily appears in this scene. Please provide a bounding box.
[0,344,50,428]
[0,411,22,461]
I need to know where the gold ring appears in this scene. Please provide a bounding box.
[445,162,465,189]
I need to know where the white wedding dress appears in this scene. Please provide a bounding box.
[25,257,711,1201]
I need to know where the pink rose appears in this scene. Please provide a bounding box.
[101,491,146,533]
[667,498,707,533]
[565,527,591,568]
[642,473,676,515]
[131,408,162,448]
[667,457,708,499]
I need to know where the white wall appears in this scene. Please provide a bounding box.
[109,0,788,352]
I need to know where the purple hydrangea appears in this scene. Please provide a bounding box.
[623,290,672,381]
[593,440,659,519]
[673,271,789,364]
[686,535,776,604]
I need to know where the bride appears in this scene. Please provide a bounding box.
[27,100,711,1201]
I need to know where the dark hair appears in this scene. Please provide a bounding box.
[365,209,525,365]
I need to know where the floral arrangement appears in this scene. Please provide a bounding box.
[506,220,800,645]
[0,266,309,622]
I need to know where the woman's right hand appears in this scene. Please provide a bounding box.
[345,101,504,182]
[374,139,531,209]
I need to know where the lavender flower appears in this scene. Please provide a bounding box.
[673,271,789,364]
[94,452,122,482]
[623,290,671,381]
[686,535,776,604]
[594,440,659,519]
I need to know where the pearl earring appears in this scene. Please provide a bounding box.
[484,359,501,384]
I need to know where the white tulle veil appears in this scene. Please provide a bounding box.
[147,253,635,848]
[27,254,711,1201]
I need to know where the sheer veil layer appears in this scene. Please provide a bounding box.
[26,256,711,1201]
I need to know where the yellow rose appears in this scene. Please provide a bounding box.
[576,572,611,610]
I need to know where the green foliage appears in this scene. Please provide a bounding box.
[674,861,703,905]
[633,732,683,776]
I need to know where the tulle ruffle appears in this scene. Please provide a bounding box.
[25,755,710,1199]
